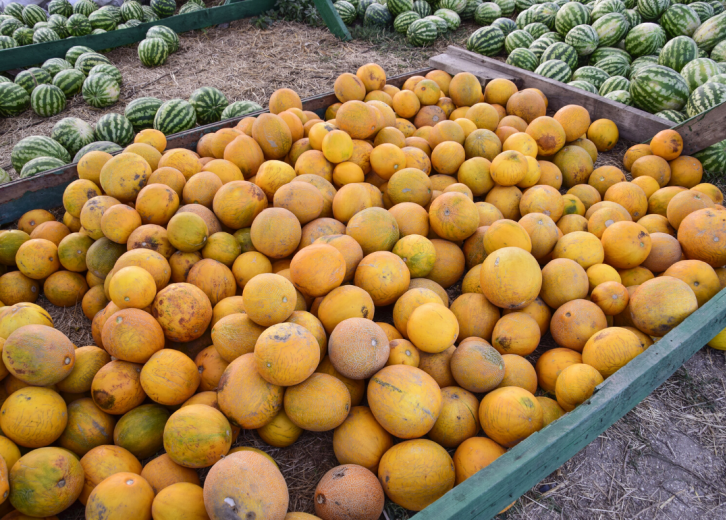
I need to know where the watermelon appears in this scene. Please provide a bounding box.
[82,73,120,108]
[358,0,376,17]
[474,3,501,24]
[535,59,573,81]
[138,37,169,67]
[146,25,179,54]
[73,0,97,16]
[541,41,579,70]
[658,36,699,73]
[636,0,669,19]
[388,0,414,16]
[597,55,630,76]
[364,3,393,25]
[220,100,263,120]
[516,8,537,30]
[394,11,420,32]
[655,109,687,123]
[690,2,715,23]
[0,35,16,48]
[89,64,122,85]
[0,76,11,84]
[458,0,480,19]
[12,27,34,45]
[681,57,722,90]
[0,168,9,185]
[507,47,540,70]
[141,6,159,22]
[625,22,665,58]
[22,4,46,27]
[425,15,449,35]
[535,3,559,29]
[693,13,726,52]
[3,2,24,21]
[94,113,135,146]
[51,117,96,156]
[524,22,550,39]
[591,0,625,21]
[188,87,229,126]
[19,157,67,178]
[542,31,564,42]
[493,0,515,16]
[0,82,29,117]
[517,0,535,11]
[630,64,691,112]
[591,12,628,48]
[439,0,467,12]
[75,52,111,76]
[150,0,175,18]
[492,17,517,35]
[529,38,553,60]
[568,80,599,92]
[434,8,461,29]
[89,9,116,31]
[33,27,60,43]
[412,0,432,16]
[154,99,197,135]
[573,65,611,87]
[604,89,632,104]
[0,17,23,37]
[47,14,69,38]
[73,141,122,163]
[598,74,630,94]
[623,8,640,27]
[91,28,106,35]
[708,73,726,84]
[685,82,726,116]
[53,68,85,98]
[406,17,437,46]
[336,1,358,24]
[11,135,70,173]
[30,84,66,117]
[67,13,92,36]
[100,5,123,23]
[66,45,94,66]
[125,97,163,130]
[15,68,52,95]
[121,1,144,21]
[693,139,726,173]
[48,0,73,17]
[505,30,535,54]
[711,0,725,16]
[467,25,505,55]
[554,2,590,35]
[660,5,701,39]
[565,24,599,55]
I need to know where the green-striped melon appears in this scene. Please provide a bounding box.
[53,69,85,98]
[138,37,170,67]
[66,13,92,36]
[15,68,52,95]
[554,2,590,36]
[685,82,726,116]
[408,18,438,46]
[659,36,699,73]
[151,0,177,18]
[20,156,66,178]
[598,74,630,94]
[73,141,122,163]
[66,45,94,66]
[661,4,701,39]
[30,84,66,117]
[541,41,579,70]
[629,64,691,113]
[0,82,30,117]
[146,25,180,53]
[188,86,229,125]
[572,65,611,88]
[535,59,573,81]
[82,73,120,108]
[121,0,144,21]
[655,109,688,123]
[568,80,599,93]
[95,113,135,147]
[565,24,599,55]
[125,97,163,131]
[693,139,726,173]
[75,52,112,76]
[394,11,420,33]
[220,100,263,119]
[51,117,96,156]
[467,25,505,55]
[505,29,535,54]
[11,135,70,172]
[153,98,197,135]
[591,12,628,48]
[475,2,502,24]
[624,22,666,58]
[507,47,540,71]
[681,57,722,90]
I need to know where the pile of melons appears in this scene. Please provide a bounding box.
[0,62,723,520]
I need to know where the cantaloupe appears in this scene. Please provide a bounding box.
[163,404,232,468]
[629,276,698,336]
[57,346,110,394]
[211,313,265,362]
[151,482,208,520]
[535,347,583,394]
[333,406,393,473]
[141,453,200,494]
[314,465,384,520]
[2,324,74,386]
[550,299,608,352]
[453,436,506,486]
[315,355,365,407]
[284,373,351,431]
[85,472,155,520]
[480,247,542,309]
[539,258,589,309]
[663,260,721,308]
[479,386,543,447]
[0,387,67,447]
[328,317,389,380]
[91,360,146,415]
[141,349,200,405]
[257,408,303,448]
[555,363,603,411]
[582,327,643,378]
[254,322,320,386]
[427,386,480,448]
[491,312,541,356]
[58,397,115,457]
[677,208,726,268]
[591,281,630,316]
[601,221,652,269]
[79,445,142,505]
[497,354,537,394]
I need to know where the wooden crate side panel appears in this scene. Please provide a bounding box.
[414,287,726,520]
[658,102,726,156]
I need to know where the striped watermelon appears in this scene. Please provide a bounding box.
[220,100,263,120]
[630,55,660,77]
[15,68,52,95]
[554,2,590,36]
[0,168,9,184]
[11,135,70,173]
[125,97,163,130]
[660,5,701,39]
[691,2,714,23]
[434,8,461,30]
[49,0,73,17]
[95,113,135,146]
[0,82,29,117]
[604,89,632,104]
[0,35,16,48]
[698,48,710,58]
[0,18,23,37]
[517,8,537,30]
[591,0,625,21]
[0,76,11,84]
[711,0,725,16]
[637,0,669,19]
[708,73,726,84]
[492,17,517,35]
[591,12,628,47]
[685,82,726,116]
[507,47,540,70]
[189,87,229,125]
[412,0,432,16]
[535,59,573,81]
[100,5,123,23]
[66,45,94,66]
[517,0,535,11]
[30,84,66,117]
[121,1,144,21]
[89,10,117,31]
[146,25,180,53]
[693,139,726,173]
[408,18,438,45]
[51,117,95,156]
[439,0,467,13]
[394,11,420,32]
[22,4,46,26]
[364,3,393,25]
[47,14,69,38]
[655,109,687,123]
[542,31,564,42]
[358,0,376,17]
[494,0,515,17]
[33,27,60,43]
[568,80,599,92]
[82,73,120,108]
[67,13,92,36]
[343,0,360,10]
[529,38,552,60]
[20,157,67,178]
[467,25,505,55]
[142,6,159,22]
[73,141,123,162]
[573,65,611,87]
[524,22,550,38]
[681,57,722,90]
[597,55,630,76]
[75,53,112,76]
[178,2,203,14]
[53,68,85,97]
[474,3,502,25]
[535,3,558,29]
[151,0,175,18]
[565,24,599,55]
[12,27,34,46]
[630,64,691,112]
[658,36,699,73]
[624,22,665,58]
[336,1,358,24]
[89,64,122,85]
[624,8,640,27]
[91,28,106,35]
[460,0,483,19]
[3,2,24,21]
[541,41,579,70]
[388,0,414,16]
[693,13,726,52]
[73,0,97,16]
[424,15,447,35]
[598,74,630,94]
[505,30,535,54]
[138,37,169,67]
[154,99,197,135]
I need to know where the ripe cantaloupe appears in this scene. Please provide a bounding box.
[641,232,682,273]
[315,356,366,407]
[314,465,384,520]
[427,386,480,448]
[553,145,594,188]
[151,482,208,520]
[601,221,652,269]
[2,324,74,386]
[56,346,110,394]
[91,360,146,415]
[677,208,726,268]
[333,406,393,473]
[0,387,67,448]
[538,396,565,426]
[328,318,389,379]
[254,322,320,386]
[242,273,297,326]
[15,238,60,280]
[479,386,543,447]
[152,282,212,342]
[186,258,236,307]
[85,472,155,520]
[99,153,152,202]
[591,281,630,316]
[284,373,351,431]
[629,276,698,336]
[57,398,115,457]
[550,299,608,352]
[163,404,232,468]
[539,258,589,309]
[449,338,504,393]
[663,260,721,308]
[407,302,459,354]
[141,349,200,405]
[667,190,714,230]
[605,182,648,219]
[491,312,541,356]
[354,251,410,305]
[497,354,537,394]
[519,213,559,260]
[109,266,157,309]
[555,363,603,411]
[79,445,142,505]
[141,453,200,494]
[480,247,542,309]
[257,408,303,448]
[453,436,506,486]
[212,313,265,362]
[535,347,583,394]
[582,327,643,378]
[449,293,500,342]
[483,219,532,254]
[506,90,545,123]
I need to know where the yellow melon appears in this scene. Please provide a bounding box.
[479,386,543,447]
[555,363,603,411]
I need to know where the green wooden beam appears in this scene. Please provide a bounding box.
[414,287,726,520]
[0,0,276,71]
[313,0,352,41]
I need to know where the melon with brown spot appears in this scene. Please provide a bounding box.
[479,386,543,447]
[2,324,74,386]
[628,276,698,337]
[163,404,232,468]
[254,322,320,387]
[91,360,146,415]
[152,282,212,342]
[85,472,155,520]
[314,464,384,520]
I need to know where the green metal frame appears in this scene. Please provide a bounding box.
[312,0,351,40]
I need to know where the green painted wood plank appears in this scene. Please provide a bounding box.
[313,0,352,40]
[414,287,726,520]
[0,0,276,72]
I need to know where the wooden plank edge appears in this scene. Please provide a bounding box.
[312,0,352,41]
[413,287,726,520]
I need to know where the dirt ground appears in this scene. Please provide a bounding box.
[2,18,726,520]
